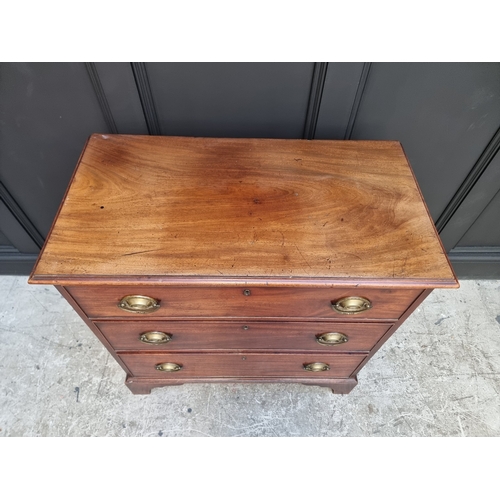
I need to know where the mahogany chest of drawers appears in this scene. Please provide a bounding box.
[29,135,458,394]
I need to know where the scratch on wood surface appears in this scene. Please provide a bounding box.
[121,248,162,257]
[294,244,312,272]
[277,230,285,247]
[344,252,362,261]
[402,256,408,275]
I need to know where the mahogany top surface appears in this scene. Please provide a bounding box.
[29,134,458,287]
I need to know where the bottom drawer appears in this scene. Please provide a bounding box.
[120,353,366,379]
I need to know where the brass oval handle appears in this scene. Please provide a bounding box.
[303,362,330,372]
[331,296,371,314]
[118,295,160,314]
[155,362,182,372]
[140,331,172,344]
[316,332,348,345]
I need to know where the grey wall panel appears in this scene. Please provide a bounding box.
[456,188,500,247]
[351,63,500,221]
[439,134,500,250]
[94,63,149,134]
[0,230,11,246]
[0,251,38,275]
[0,63,110,237]
[144,63,314,138]
[449,248,500,279]
[1,62,499,277]
[314,63,364,139]
[0,181,44,248]
[449,259,500,279]
[0,199,40,253]
[303,63,328,140]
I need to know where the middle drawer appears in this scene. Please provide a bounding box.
[95,320,392,352]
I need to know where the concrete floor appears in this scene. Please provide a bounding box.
[1,276,499,437]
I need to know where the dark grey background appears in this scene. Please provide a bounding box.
[1,62,499,277]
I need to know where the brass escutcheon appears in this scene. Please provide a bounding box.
[118,295,160,314]
[316,332,349,345]
[140,331,172,344]
[331,296,371,314]
[155,362,182,372]
[303,362,330,372]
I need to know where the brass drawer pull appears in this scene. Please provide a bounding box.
[140,331,172,344]
[331,296,371,314]
[316,332,348,345]
[156,362,182,372]
[303,362,330,372]
[118,295,160,314]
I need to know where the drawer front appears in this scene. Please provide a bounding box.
[67,286,421,320]
[95,320,391,352]
[120,353,366,379]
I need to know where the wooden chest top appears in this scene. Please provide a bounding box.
[29,134,458,288]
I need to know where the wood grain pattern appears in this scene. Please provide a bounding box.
[119,352,366,379]
[95,320,391,352]
[29,134,458,287]
[67,285,421,320]
[28,136,459,395]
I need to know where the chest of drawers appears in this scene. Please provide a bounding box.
[29,135,458,394]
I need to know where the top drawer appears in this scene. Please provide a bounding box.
[66,286,422,320]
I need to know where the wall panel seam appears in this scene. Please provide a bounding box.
[344,62,372,140]
[436,126,500,234]
[304,62,328,140]
[0,182,44,249]
[85,63,118,134]
[130,63,162,135]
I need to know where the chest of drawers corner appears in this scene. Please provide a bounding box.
[29,135,459,395]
